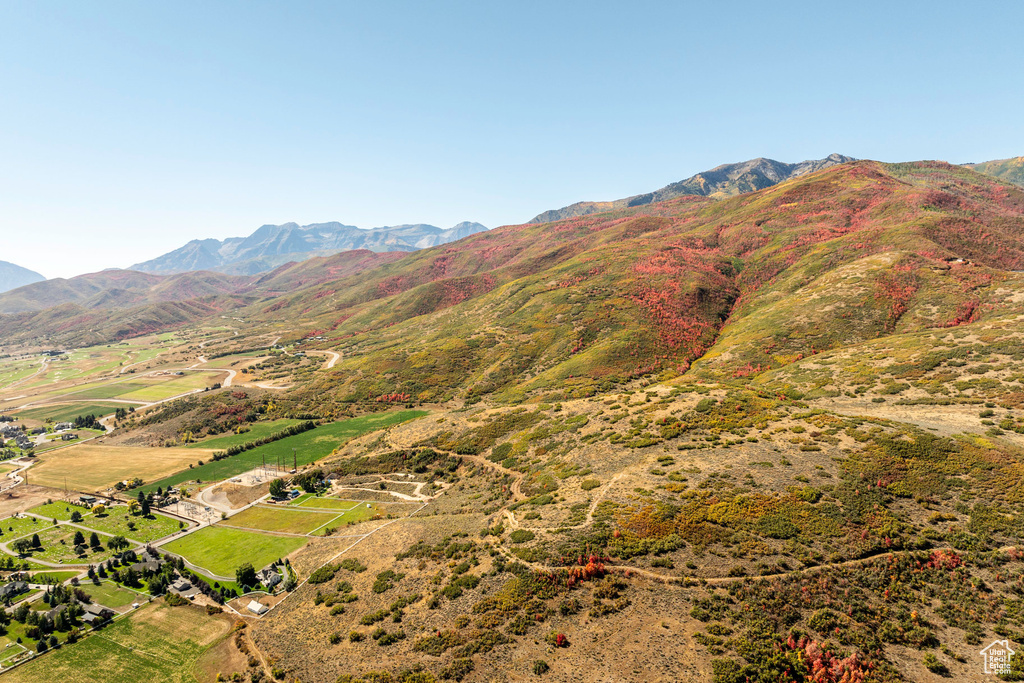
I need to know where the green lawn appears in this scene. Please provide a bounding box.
[81,510,181,543]
[27,501,88,521]
[30,569,83,583]
[2,602,233,682]
[80,580,141,608]
[135,410,428,494]
[224,505,340,535]
[27,503,182,543]
[294,496,361,511]
[14,402,142,423]
[0,515,55,541]
[185,418,303,450]
[11,524,117,565]
[162,526,307,577]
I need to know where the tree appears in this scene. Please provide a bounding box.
[11,538,33,555]
[91,504,105,516]
[69,511,82,523]
[108,535,129,552]
[236,562,257,588]
[30,533,40,549]
[128,500,140,514]
[73,530,85,546]
[140,498,151,516]
[269,478,287,498]
[89,532,100,549]
[137,490,145,506]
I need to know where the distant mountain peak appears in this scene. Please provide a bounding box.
[0,260,45,294]
[131,221,488,276]
[528,154,856,223]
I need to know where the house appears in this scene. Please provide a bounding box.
[0,581,28,599]
[258,568,281,588]
[246,600,268,615]
[61,433,78,441]
[131,560,161,574]
[79,495,97,505]
[80,603,114,624]
[170,578,192,593]
[46,603,68,621]
[53,422,72,432]
[30,427,45,435]
[982,639,1016,675]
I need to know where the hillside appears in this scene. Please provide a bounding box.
[0,260,44,294]
[528,153,854,223]
[9,158,1024,683]
[131,220,487,275]
[969,155,1024,188]
[219,160,1024,413]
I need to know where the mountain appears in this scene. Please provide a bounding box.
[0,260,44,294]
[131,221,488,275]
[967,156,1024,187]
[0,249,404,321]
[528,153,855,223]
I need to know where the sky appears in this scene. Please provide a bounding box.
[1,1,1023,279]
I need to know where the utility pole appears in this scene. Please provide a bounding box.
[293,448,297,473]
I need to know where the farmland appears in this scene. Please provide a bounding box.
[1,602,234,683]
[161,525,307,577]
[79,581,144,609]
[135,410,427,494]
[14,402,142,423]
[184,418,304,449]
[26,444,215,491]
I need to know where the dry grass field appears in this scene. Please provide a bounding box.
[27,443,214,491]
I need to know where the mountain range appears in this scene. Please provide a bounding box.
[130,221,488,276]
[0,260,44,294]
[528,153,856,223]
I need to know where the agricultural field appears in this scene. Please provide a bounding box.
[136,410,427,494]
[26,444,215,491]
[2,602,235,683]
[184,418,303,449]
[79,580,144,609]
[223,505,340,535]
[162,525,307,577]
[13,402,140,423]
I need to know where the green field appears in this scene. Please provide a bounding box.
[0,515,55,541]
[80,510,182,543]
[294,496,361,511]
[185,418,303,449]
[224,505,340,535]
[80,581,142,608]
[162,526,307,577]
[2,602,233,683]
[27,501,86,521]
[14,402,141,423]
[30,569,83,583]
[10,524,116,565]
[135,410,427,494]
[27,503,182,543]
[115,374,214,402]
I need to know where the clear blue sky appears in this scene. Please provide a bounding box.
[2,1,1022,279]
